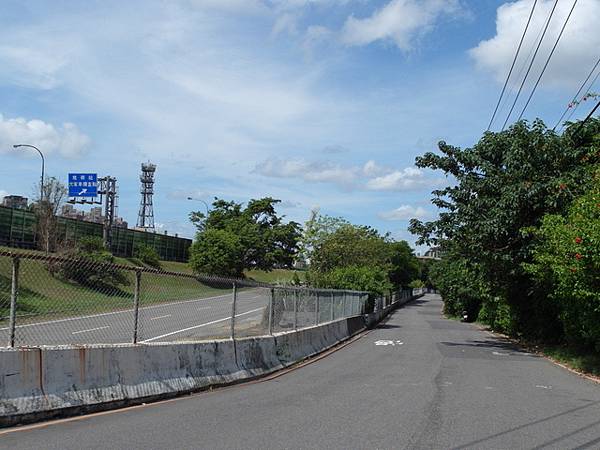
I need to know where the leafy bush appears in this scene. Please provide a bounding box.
[134,243,161,268]
[52,236,129,290]
[526,170,600,349]
[189,228,245,277]
[408,279,425,288]
[307,265,393,296]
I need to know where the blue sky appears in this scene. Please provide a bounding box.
[0,0,598,250]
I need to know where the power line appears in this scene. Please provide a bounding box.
[555,56,600,131]
[517,0,579,122]
[501,0,560,131]
[570,98,600,144]
[487,0,538,131]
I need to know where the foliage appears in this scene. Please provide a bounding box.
[305,221,419,294]
[189,197,301,276]
[410,118,600,336]
[388,240,421,288]
[189,229,245,277]
[51,236,129,289]
[310,224,390,273]
[525,169,600,349]
[307,265,393,296]
[299,209,349,263]
[134,243,161,268]
[408,279,424,288]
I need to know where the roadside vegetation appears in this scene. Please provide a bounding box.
[410,118,600,374]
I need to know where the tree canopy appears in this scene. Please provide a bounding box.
[189,197,301,277]
[410,118,600,342]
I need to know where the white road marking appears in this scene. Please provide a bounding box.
[72,326,110,335]
[141,307,264,343]
[492,351,509,356]
[535,385,553,390]
[150,314,172,321]
[0,289,263,331]
[197,306,212,310]
[374,340,404,346]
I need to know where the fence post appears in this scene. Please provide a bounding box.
[314,290,319,326]
[330,292,334,321]
[132,269,141,344]
[343,292,347,317]
[268,287,274,335]
[293,289,298,330]
[8,256,20,348]
[230,282,237,340]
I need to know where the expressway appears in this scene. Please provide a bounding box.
[2,294,600,449]
[0,288,272,345]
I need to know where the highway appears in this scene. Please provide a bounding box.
[0,288,272,345]
[3,294,600,449]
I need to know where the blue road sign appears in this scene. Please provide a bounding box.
[68,173,98,197]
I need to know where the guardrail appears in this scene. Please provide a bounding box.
[0,251,376,347]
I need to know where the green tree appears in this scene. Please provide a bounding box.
[189,197,301,276]
[34,177,67,254]
[189,229,245,277]
[525,168,600,349]
[299,209,349,263]
[410,118,600,336]
[134,243,161,268]
[388,240,420,288]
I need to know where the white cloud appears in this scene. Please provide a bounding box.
[470,0,600,88]
[0,114,90,158]
[254,157,434,191]
[254,158,359,187]
[340,0,463,50]
[366,167,430,191]
[379,204,428,220]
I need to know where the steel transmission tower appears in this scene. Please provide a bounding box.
[136,162,156,232]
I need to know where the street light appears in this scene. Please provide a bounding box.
[13,144,45,204]
[187,197,210,216]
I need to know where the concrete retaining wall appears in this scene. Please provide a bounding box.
[0,295,419,427]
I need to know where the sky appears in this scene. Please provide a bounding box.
[0,0,598,251]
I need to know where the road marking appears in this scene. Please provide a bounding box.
[0,289,263,331]
[150,314,172,321]
[141,307,264,343]
[492,351,509,356]
[536,385,553,390]
[72,326,110,335]
[374,340,404,346]
[197,306,212,310]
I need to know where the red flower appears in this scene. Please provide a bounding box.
[575,237,582,244]
[570,267,577,273]
[559,183,567,190]
[575,253,582,260]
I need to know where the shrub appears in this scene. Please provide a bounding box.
[189,228,245,278]
[53,236,129,290]
[526,170,600,349]
[134,243,161,268]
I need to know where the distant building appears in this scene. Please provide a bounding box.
[60,204,128,228]
[2,195,28,210]
[423,247,444,259]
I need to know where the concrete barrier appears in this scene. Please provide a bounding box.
[0,295,420,427]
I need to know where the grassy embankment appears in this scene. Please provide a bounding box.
[0,246,303,324]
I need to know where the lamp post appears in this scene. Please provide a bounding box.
[187,197,210,217]
[13,144,45,203]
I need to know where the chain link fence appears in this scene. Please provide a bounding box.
[0,251,401,347]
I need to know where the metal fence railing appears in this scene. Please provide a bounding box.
[0,251,390,348]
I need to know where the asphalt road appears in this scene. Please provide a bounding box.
[3,293,600,449]
[0,288,272,345]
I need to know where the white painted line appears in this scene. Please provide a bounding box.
[72,326,110,335]
[0,289,263,331]
[141,307,264,343]
[150,314,172,321]
[197,306,212,310]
